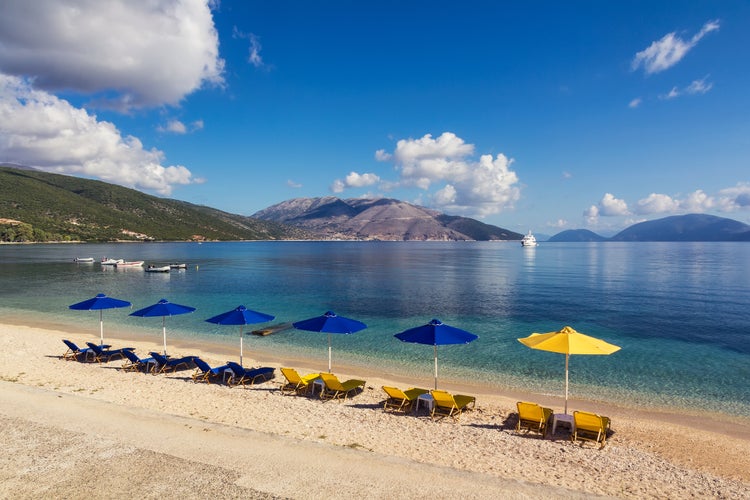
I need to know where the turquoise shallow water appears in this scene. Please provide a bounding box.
[1,241,749,417]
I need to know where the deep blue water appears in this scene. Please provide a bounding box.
[1,241,748,417]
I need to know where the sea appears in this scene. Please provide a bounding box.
[1,241,748,419]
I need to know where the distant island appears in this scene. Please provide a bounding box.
[548,214,750,242]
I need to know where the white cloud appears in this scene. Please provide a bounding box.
[584,193,629,223]
[287,179,302,189]
[660,76,713,100]
[629,97,642,108]
[635,193,680,214]
[160,120,188,134]
[685,76,713,95]
[378,132,521,217]
[158,119,205,134]
[631,20,719,75]
[0,0,224,110]
[548,219,568,228]
[599,193,629,216]
[0,75,195,195]
[330,171,381,193]
[374,149,391,161]
[233,28,268,69]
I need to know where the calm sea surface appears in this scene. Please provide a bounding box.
[1,241,748,417]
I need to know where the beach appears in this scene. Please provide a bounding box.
[1,321,749,499]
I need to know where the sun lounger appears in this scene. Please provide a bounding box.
[120,350,157,372]
[86,342,135,363]
[381,386,429,413]
[224,362,275,387]
[192,357,230,384]
[149,352,196,374]
[62,339,104,362]
[280,367,321,395]
[572,410,611,448]
[429,390,476,421]
[516,401,553,438]
[318,373,366,401]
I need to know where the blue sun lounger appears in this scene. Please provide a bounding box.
[149,352,196,374]
[224,362,275,387]
[120,349,157,372]
[85,342,134,363]
[62,339,104,362]
[192,357,229,384]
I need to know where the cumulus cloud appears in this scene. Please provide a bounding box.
[584,193,629,223]
[330,171,381,193]
[632,20,719,75]
[629,97,642,108]
[378,132,520,217]
[287,179,302,189]
[0,0,224,110]
[635,193,681,214]
[0,75,196,195]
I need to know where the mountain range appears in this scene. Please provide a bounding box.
[548,214,750,242]
[252,197,522,241]
[2,165,749,242]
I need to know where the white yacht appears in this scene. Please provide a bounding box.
[521,231,538,247]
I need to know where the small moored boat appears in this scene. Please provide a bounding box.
[169,263,187,269]
[74,257,94,263]
[101,258,124,265]
[115,261,144,267]
[145,265,170,273]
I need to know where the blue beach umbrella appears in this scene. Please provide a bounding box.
[293,311,367,373]
[394,318,478,390]
[69,293,132,346]
[205,305,275,367]
[130,298,196,355]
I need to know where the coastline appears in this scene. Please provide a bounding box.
[1,320,749,498]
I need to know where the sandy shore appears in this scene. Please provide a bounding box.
[1,322,749,499]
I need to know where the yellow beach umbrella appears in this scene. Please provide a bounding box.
[518,326,621,414]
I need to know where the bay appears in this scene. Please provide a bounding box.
[1,241,748,417]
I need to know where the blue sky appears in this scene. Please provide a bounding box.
[1,1,748,234]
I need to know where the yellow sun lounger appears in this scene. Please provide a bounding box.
[429,390,476,421]
[572,411,611,448]
[516,401,553,438]
[381,386,429,413]
[318,373,366,401]
[280,367,321,395]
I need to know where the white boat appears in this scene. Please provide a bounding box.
[145,265,170,273]
[115,261,144,267]
[521,231,538,247]
[74,257,94,263]
[101,258,124,265]
[169,263,187,269]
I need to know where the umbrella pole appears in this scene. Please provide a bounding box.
[564,353,570,414]
[328,333,332,373]
[434,345,438,390]
[99,310,104,345]
[162,316,167,355]
[239,326,244,367]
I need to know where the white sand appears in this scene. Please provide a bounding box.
[1,322,749,499]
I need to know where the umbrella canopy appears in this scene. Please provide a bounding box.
[130,298,196,355]
[394,318,478,390]
[292,311,367,373]
[69,293,131,345]
[205,305,275,367]
[518,325,621,414]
